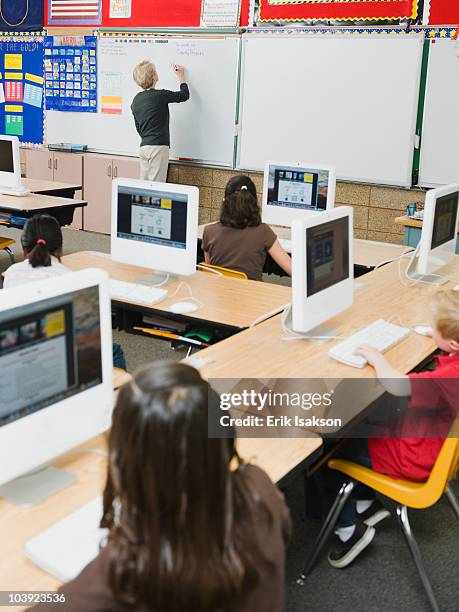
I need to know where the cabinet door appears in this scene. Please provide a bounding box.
[112,156,140,181]
[83,154,112,234]
[25,149,53,181]
[53,152,84,229]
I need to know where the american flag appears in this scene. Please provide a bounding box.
[49,0,101,24]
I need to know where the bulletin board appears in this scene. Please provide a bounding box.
[0,34,44,146]
[258,0,418,22]
[45,36,97,112]
[0,0,43,30]
[101,0,250,28]
[423,1,459,25]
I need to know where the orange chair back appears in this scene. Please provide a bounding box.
[199,263,248,280]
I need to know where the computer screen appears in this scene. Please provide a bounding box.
[267,164,331,212]
[117,185,188,251]
[306,216,349,297]
[0,139,14,174]
[431,192,459,251]
[0,286,102,429]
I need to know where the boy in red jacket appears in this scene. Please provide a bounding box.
[325,289,459,569]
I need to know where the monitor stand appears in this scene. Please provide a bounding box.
[405,251,448,286]
[135,271,177,287]
[0,466,76,507]
[281,304,339,342]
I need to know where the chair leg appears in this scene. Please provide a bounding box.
[297,479,355,584]
[396,505,440,612]
[445,485,459,522]
[4,247,14,264]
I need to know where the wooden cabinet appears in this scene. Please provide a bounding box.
[25,150,84,230]
[25,149,53,182]
[25,150,139,235]
[84,154,139,234]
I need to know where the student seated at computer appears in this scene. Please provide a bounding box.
[2,215,127,371]
[30,363,291,612]
[318,289,459,570]
[202,176,292,281]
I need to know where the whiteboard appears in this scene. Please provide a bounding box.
[419,40,459,187]
[237,35,423,187]
[46,36,240,166]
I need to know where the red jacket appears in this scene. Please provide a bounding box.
[368,353,459,481]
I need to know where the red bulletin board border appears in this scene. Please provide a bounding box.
[258,1,418,22]
[425,0,459,26]
[240,0,251,26]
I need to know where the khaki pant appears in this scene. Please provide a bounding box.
[139,145,169,182]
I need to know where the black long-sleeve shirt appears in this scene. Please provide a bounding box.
[131,83,190,147]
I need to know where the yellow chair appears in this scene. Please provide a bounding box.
[0,237,15,264]
[198,262,248,280]
[299,417,459,612]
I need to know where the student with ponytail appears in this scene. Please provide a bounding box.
[202,176,292,281]
[2,214,67,288]
[2,214,127,371]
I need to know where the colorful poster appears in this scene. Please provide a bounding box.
[46,0,102,26]
[101,71,122,114]
[258,0,417,22]
[201,0,241,27]
[44,36,97,113]
[0,34,44,146]
[109,0,132,18]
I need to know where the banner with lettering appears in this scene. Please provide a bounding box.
[0,34,44,145]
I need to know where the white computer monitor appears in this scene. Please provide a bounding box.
[262,161,336,227]
[0,269,113,505]
[111,179,199,278]
[0,135,21,190]
[291,206,354,334]
[417,184,459,277]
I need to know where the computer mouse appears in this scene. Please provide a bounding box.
[169,301,199,314]
[414,326,433,337]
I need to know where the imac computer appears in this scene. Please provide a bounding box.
[111,179,199,282]
[410,184,459,284]
[262,161,336,227]
[0,269,113,506]
[286,206,354,336]
[0,135,29,196]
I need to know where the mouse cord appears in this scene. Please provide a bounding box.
[169,281,204,309]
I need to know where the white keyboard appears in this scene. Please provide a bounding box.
[0,186,30,197]
[109,279,168,305]
[329,319,411,368]
[26,497,104,582]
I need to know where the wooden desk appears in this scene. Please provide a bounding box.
[0,194,87,229]
[198,223,410,272]
[62,251,291,331]
[23,178,81,199]
[0,433,321,598]
[190,257,459,381]
[395,215,459,254]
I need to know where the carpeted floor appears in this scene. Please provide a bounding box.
[1,226,458,612]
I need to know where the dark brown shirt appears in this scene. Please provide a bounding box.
[202,222,277,281]
[30,465,291,612]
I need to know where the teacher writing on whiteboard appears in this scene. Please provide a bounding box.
[131,61,190,183]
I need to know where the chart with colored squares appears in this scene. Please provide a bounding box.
[44,36,97,113]
[0,34,44,145]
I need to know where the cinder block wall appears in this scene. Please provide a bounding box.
[167,163,426,245]
[21,149,425,244]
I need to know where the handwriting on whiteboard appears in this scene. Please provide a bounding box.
[176,42,205,58]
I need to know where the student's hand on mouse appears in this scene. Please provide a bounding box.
[354,345,384,367]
